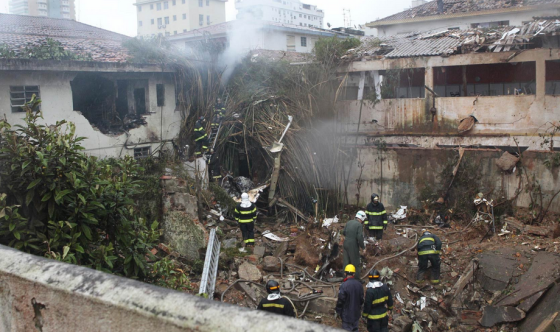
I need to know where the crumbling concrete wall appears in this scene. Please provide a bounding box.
[344,148,560,213]
[338,95,560,150]
[0,244,338,332]
[0,70,180,159]
[161,177,208,260]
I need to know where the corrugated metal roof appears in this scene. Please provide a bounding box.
[384,36,462,58]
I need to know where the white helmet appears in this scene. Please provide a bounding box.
[356,211,367,221]
[241,193,249,200]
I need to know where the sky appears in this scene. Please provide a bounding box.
[0,0,415,37]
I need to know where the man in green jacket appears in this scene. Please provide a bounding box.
[342,211,367,278]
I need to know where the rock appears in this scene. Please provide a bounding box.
[294,236,320,267]
[497,252,560,307]
[222,238,237,249]
[238,262,262,281]
[479,306,526,327]
[273,242,288,257]
[161,210,207,261]
[246,255,259,265]
[262,256,281,272]
[253,246,266,258]
[393,315,413,330]
[525,225,552,237]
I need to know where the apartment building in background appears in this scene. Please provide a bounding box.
[235,0,324,28]
[135,0,227,37]
[9,0,76,19]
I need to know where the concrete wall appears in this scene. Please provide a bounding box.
[343,148,560,213]
[374,7,560,37]
[0,70,181,158]
[0,244,338,332]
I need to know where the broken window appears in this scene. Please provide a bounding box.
[134,146,151,159]
[156,84,165,107]
[434,62,536,97]
[10,86,40,112]
[380,68,425,99]
[71,74,149,135]
[546,60,560,95]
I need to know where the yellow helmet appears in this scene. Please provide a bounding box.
[344,264,356,273]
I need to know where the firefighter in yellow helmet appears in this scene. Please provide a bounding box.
[335,264,364,331]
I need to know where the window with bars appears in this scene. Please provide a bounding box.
[134,147,151,159]
[10,86,40,113]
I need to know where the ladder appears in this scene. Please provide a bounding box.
[209,119,223,151]
[199,228,221,298]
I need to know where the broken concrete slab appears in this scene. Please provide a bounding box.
[497,252,560,307]
[222,238,237,249]
[477,250,520,292]
[238,262,262,282]
[479,306,526,327]
[518,282,560,332]
[274,242,288,257]
[253,246,266,258]
[262,256,281,272]
[517,290,545,312]
[525,225,553,237]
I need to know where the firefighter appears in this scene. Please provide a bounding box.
[366,193,387,241]
[257,280,297,317]
[234,193,256,247]
[416,230,442,284]
[193,116,209,157]
[208,149,222,183]
[342,211,367,279]
[335,264,364,331]
[211,98,226,133]
[363,269,393,332]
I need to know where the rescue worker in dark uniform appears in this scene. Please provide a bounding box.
[211,98,226,134]
[234,193,256,247]
[208,149,222,183]
[416,230,442,284]
[335,264,364,332]
[342,211,367,278]
[363,269,393,332]
[193,116,209,157]
[257,280,297,317]
[366,193,388,241]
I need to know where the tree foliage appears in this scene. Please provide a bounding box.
[0,99,159,278]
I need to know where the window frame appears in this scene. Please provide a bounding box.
[301,36,307,47]
[156,84,165,107]
[10,85,40,113]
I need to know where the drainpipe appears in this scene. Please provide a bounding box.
[424,85,438,122]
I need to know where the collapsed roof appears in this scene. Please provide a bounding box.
[347,19,560,60]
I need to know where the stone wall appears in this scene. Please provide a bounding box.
[0,245,338,332]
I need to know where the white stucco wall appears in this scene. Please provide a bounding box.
[0,70,181,159]
[375,8,560,37]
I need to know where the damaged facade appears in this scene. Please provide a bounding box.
[339,19,560,211]
[368,0,560,37]
[0,14,181,158]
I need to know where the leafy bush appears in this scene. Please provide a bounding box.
[0,99,159,278]
[313,36,361,65]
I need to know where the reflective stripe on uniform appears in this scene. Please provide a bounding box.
[383,220,388,224]
[419,237,435,244]
[387,306,393,310]
[431,280,440,284]
[366,312,387,320]
[366,210,386,215]
[238,219,255,223]
[371,296,388,305]
[245,239,255,243]
[237,208,257,214]
[262,303,284,308]
[195,135,207,141]
[369,226,384,230]
[418,250,440,255]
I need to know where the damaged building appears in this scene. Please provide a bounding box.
[368,0,560,37]
[0,13,181,158]
[339,19,560,211]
